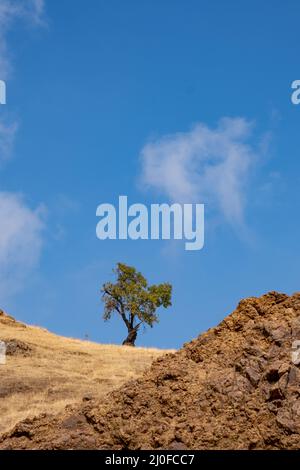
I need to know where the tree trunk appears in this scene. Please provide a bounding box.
[122,327,138,346]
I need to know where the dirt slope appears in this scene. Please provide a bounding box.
[1,291,300,450]
[0,310,172,435]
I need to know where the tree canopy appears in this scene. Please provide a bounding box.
[101,263,172,346]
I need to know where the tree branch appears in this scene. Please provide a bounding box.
[133,320,143,331]
[103,288,131,329]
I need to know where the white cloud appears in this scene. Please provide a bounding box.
[0,0,45,78]
[0,192,45,301]
[0,0,45,162]
[0,1,46,301]
[140,117,260,226]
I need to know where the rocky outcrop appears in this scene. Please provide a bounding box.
[1,291,299,450]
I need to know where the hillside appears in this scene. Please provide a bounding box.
[1,291,299,450]
[0,310,173,435]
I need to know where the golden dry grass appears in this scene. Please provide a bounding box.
[0,312,174,435]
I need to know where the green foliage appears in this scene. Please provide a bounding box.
[101,263,172,331]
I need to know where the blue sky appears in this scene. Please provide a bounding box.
[0,0,300,348]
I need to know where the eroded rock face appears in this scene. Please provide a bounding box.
[0,291,299,450]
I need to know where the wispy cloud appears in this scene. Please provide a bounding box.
[0,0,45,163]
[140,117,261,226]
[0,0,46,302]
[0,0,45,78]
[0,192,45,301]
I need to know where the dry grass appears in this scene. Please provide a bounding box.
[0,313,174,435]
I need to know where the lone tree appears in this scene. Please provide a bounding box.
[101,263,172,346]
